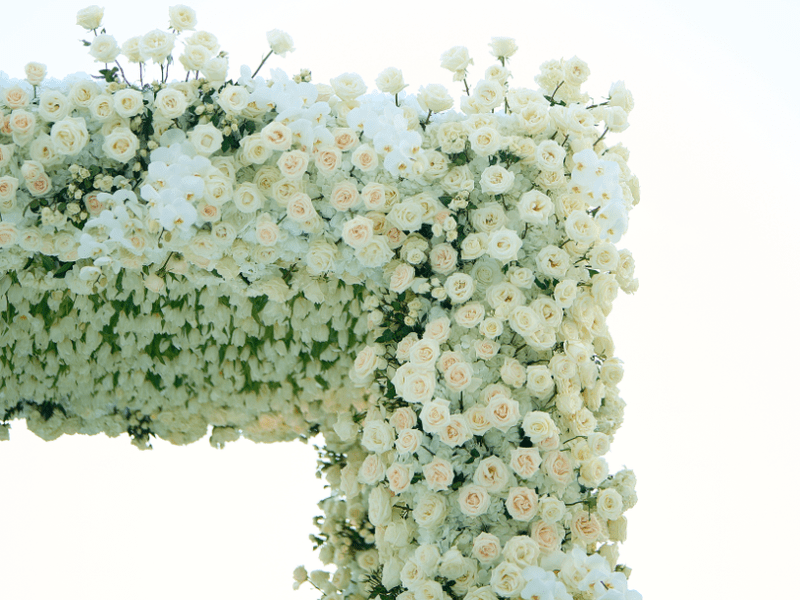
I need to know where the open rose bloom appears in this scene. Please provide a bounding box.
[0,6,641,600]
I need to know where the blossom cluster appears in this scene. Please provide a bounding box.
[0,5,641,600]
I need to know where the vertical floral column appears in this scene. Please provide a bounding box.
[303,46,641,600]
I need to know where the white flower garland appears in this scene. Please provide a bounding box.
[0,6,642,600]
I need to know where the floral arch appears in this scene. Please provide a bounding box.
[0,6,642,600]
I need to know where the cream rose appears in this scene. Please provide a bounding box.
[395,428,423,455]
[506,487,538,522]
[490,561,524,598]
[480,165,515,195]
[154,87,188,119]
[458,484,490,517]
[423,457,454,492]
[90,34,120,63]
[463,405,492,436]
[542,451,573,486]
[102,128,139,163]
[386,463,411,494]
[306,240,337,275]
[76,5,104,30]
[487,227,522,264]
[413,492,448,529]
[509,448,542,480]
[417,84,454,113]
[341,215,374,248]
[486,396,520,432]
[139,29,175,64]
[473,456,509,494]
[444,273,475,304]
[531,521,561,553]
[0,222,19,248]
[390,262,416,293]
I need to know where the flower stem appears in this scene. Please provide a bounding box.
[593,127,608,148]
[251,50,274,79]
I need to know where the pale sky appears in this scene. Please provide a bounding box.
[1,1,798,599]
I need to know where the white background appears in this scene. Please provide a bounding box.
[1,0,798,598]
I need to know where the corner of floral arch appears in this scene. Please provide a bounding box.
[1,5,643,600]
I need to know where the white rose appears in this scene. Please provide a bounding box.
[417,84,453,113]
[522,411,558,443]
[423,317,450,342]
[438,415,472,447]
[473,456,509,493]
[480,165,515,195]
[542,451,573,486]
[188,123,223,156]
[266,29,295,56]
[489,37,518,60]
[330,72,367,100]
[536,245,570,279]
[102,128,139,163]
[76,5,104,30]
[217,85,250,115]
[232,182,263,213]
[341,216,374,249]
[597,488,624,521]
[423,457,454,492]
[395,429,423,455]
[490,561,524,598]
[50,117,89,156]
[487,228,522,264]
[570,510,602,544]
[277,150,309,180]
[314,146,342,174]
[429,243,458,274]
[154,88,187,120]
[351,144,379,172]
[469,126,504,157]
[536,139,566,172]
[538,496,566,524]
[444,273,474,304]
[505,488,538,523]
[306,240,337,275]
[113,89,144,118]
[356,236,393,267]
[479,317,503,339]
[168,5,197,31]
[440,46,472,80]
[472,532,501,564]
[261,121,293,151]
[454,302,485,329]
[368,486,392,527]
[362,421,395,454]
[400,368,436,404]
[390,263,416,293]
[24,62,47,86]
[458,484,490,517]
[460,232,488,261]
[472,79,505,112]
[388,200,424,232]
[328,179,360,211]
[357,454,385,485]
[444,362,473,392]
[441,165,474,194]
[420,398,451,433]
[201,56,229,85]
[89,34,119,63]
[139,29,176,64]
[413,492,448,529]
[608,81,635,113]
[376,67,407,95]
[509,448,542,479]
[387,463,411,494]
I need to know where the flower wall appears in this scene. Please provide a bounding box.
[0,5,641,600]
